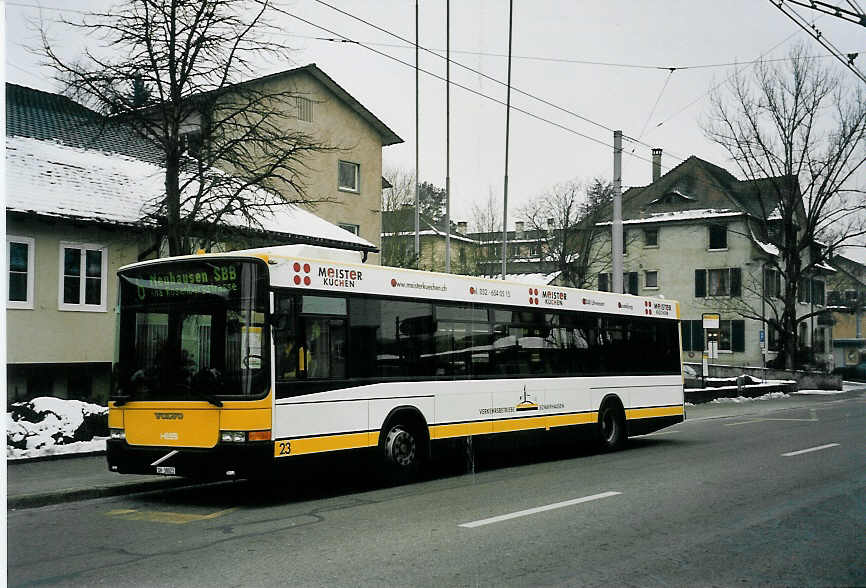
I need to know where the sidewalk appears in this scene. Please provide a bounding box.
[6,454,191,510]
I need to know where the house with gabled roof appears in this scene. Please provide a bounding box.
[5,82,379,404]
[163,63,403,264]
[588,150,832,369]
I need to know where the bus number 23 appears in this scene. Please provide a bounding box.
[277,441,291,455]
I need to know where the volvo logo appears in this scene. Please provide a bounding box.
[155,412,183,420]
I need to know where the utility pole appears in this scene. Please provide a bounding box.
[612,130,623,293]
[501,0,513,280]
[445,0,451,273]
[414,0,420,264]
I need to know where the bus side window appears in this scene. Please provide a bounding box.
[274,294,298,381]
[306,317,346,379]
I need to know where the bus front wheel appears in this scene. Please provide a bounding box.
[598,401,626,451]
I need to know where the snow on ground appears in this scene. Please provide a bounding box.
[7,397,107,461]
[710,392,790,404]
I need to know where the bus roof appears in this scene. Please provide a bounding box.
[119,244,680,320]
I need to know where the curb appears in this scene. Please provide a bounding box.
[7,477,194,510]
[8,450,107,465]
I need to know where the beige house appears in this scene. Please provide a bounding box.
[5,83,378,403]
[184,64,403,265]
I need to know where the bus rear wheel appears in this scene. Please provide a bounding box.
[598,402,626,451]
[381,422,423,482]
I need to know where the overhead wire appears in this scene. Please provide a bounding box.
[633,68,675,153]
[306,0,683,162]
[769,0,866,84]
[275,7,654,163]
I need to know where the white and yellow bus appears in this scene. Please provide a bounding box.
[108,244,685,479]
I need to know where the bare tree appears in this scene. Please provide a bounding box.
[40,0,335,255]
[380,166,419,268]
[520,178,617,288]
[705,44,866,369]
[468,188,502,276]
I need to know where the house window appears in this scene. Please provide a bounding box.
[768,326,779,351]
[811,279,825,306]
[644,228,658,247]
[814,327,826,353]
[696,268,741,297]
[598,272,638,294]
[709,224,727,250]
[338,223,360,236]
[296,96,313,123]
[180,130,202,158]
[708,268,730,296]
[644,270,659,289]
[7,235,35,309]
[529,243,539,256]
[716,319,745,352]
[764,268,782,298]
[59,243,108,312]
[598,272,610,292]
[338,160,360,192]
[798,277,810,303]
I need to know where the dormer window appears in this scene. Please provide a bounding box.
[180,130,202,158]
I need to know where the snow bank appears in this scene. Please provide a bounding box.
[710,392,790,404]
[7,397,108,460]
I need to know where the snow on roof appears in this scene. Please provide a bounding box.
[838,245,866,266]
[749,226,779,256]
[596,208,744,226]
[382,226,478,244]
[5,136,373,248]
[480,271,561,285]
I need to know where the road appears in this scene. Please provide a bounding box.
[8,390,865,586]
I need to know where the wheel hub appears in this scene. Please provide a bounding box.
[386,427,416,467]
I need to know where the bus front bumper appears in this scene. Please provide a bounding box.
[107,439,273,479]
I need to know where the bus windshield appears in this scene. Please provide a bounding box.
[113,259,269,401]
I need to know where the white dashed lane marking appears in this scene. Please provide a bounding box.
[459,491,621,529]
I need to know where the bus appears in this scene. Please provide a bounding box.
[108,244,685,479]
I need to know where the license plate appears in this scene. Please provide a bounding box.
[156,466,176,475]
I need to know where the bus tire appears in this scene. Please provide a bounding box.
[598,399,626,451]
[380,417,426,482]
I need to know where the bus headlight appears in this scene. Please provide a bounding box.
[220,430,271,443]
[109,428,126,440]
[221,431,246,443]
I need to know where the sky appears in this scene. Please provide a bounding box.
[4,0,865,228]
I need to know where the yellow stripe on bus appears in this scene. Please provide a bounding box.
[625,405,684,419]
[274,406,682,457]
[276,431,374,457]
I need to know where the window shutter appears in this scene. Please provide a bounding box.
[731,268,741,297]
[692,321,704,351]
[628,272,638,295]
[732,320,745,352]
[695,269,706,298]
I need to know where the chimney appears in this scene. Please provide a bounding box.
[457,221,467,234]
[652,148,662,183]
[515,221,524,238]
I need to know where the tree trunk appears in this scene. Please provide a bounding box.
[165,155,182,257]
